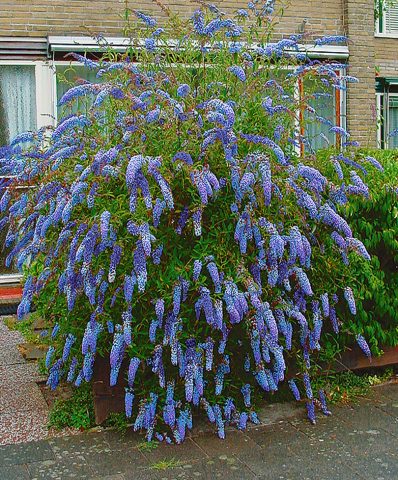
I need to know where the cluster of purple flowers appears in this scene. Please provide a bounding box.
[0,2,381,444]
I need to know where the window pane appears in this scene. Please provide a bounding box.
[388,96,398,149]
[303,76,336,152]
[56,65,99,119]
[0,65,37,146]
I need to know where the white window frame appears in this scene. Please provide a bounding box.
[0,59,56,131]
[0,61,54,282]
[375,90,398,149]
[376,92,383,148]
[375,1,398,38]
[386,92,398,148]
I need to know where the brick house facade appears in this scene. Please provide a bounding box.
[0,0,397,148]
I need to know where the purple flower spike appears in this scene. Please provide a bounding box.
[318,390,331,416]
[306,400,316,424]
[356,334,371,358]
[241,384,251,408]
[228,65,246,82]
[344,287,356,315]
[288,379,301,401]
[128,357,141,387]
[193,259,202,281]
[125,390,134,418]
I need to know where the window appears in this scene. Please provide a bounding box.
[301,76,338,152]
[387,95,398,148]
[55,64,99,119]
[376,1,398,35]
[375,77,398,149]
[0,65,37,146]
[297,69,345,154]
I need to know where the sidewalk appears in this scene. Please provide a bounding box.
[0,315,397,480]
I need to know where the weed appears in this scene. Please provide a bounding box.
[313,368,393,405]
[150,458,183,470]
[48,383,95,430]
[105,412,130,435]
[138,440,159,453]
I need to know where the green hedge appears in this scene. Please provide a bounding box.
[316,149,398,356]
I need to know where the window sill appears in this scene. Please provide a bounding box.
[375,33,398,39]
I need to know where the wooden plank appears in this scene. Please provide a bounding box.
[332,345,398,373]
[92,345,398,425]
[92,356,128,425]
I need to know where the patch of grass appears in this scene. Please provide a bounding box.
[104,412,130,435]
[313,369,393,405]
[137,440,159,452]
[150,458,183,471]
[37,358,47,375]
[48,383,95,430]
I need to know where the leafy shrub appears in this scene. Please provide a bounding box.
[313,149,398,356]
[0,2,380,441]
[48,383,95,430]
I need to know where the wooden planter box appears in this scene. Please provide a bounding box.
[92,345,398,425]
[92,356,129,424]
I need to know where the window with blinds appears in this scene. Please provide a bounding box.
[378,2,398,35]
[385,4,398,34]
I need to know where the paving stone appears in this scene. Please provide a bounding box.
[0,409,49,445]
[344,450,398,480]
[141,438,207,464]
[339,404,398,438]
[27,457,95,479]
[154,455,256,480]
[245,421,308,449]
[49,432,113,459]
[0,381,48,415]
[0,439,54,466]
[192,429,262,457]
[0,464,30,480]
[375,399,398,421]
[101,428,145,449]
[374,383,398,401]
[92,475,125,480]
[85,447,154,477]
[0,362,41,385]
[255,401,304,427]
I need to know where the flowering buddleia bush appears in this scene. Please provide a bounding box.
[0,1,378,442]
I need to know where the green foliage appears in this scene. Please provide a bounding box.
[3,2,391,437]
[150,459,183,470]
[312,368,393,404]
[48,384,95,430]
[313,149,398,355]
[105,412,130,434]
[138,440,160,452]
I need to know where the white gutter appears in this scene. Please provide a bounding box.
[0,274,22,285]
[48,36,349,59]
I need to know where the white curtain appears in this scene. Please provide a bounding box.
[0,65,37,146]
[56,65,99,119]
[304,76,336,152]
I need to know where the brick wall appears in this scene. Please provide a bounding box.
[343,0,377,147]
[375,37,398,77]
[0,1,343,38]
[0,0,389,147]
